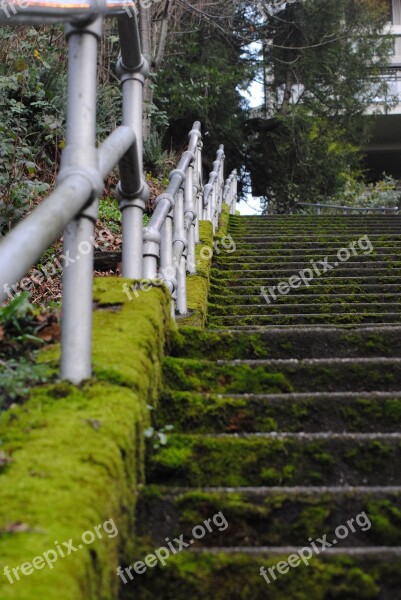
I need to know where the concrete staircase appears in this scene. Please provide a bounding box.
[128,215,401,599]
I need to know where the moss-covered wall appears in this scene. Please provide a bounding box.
[0,278,173,600]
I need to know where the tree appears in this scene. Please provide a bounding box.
[141,0,253,188]
[246,0,393,212]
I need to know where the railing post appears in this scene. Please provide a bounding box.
[194,142,203,243]
[60,18,103,384]
[230,171,238,215]
[116,16,149,279]
[160,207,176,317]
[184,162,196,274]
[142,226,160,279]
[173,188,187,314]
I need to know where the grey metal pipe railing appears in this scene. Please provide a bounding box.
[0,3,239,382]
[203,145,225,231]
[0,0,134,24]
[143,131,238,316]
[142,123,202,316]
[0,7,148,384]
[224,169,238,215]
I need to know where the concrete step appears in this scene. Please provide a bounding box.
[208,303,401,316]
[220,246,401,257]
[213,259,401,271]
[162,356,401,394]
[211,268,401,280]
[121,548,401,598]
[147,432,401,486]
[232,240,401,249]
[172,326,401,360]
[155,391,401,433]
[228,224,401,230]
[209,283,401,296]
[211,275,401,287]
[209,293,401,306]
[216,251,401,260]
[230,214,400,218]
[207,313,401,327]
[136,485,401,548]
[230,233,401,241]
[209,323,401,331]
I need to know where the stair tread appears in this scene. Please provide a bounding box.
[151,485,401,494]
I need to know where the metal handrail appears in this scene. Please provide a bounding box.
[0,0,134,23]
[295,202,399,215]
[142,128,237,316]
[0,5,238,383]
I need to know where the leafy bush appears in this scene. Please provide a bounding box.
[0,357,53,408]
[335,174,401,210]
[0,27,67,234]
[0,292,40,344]
[143,131,177,178]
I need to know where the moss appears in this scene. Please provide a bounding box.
[181,206,231,329]
[215,204,230,239]
[147,434,401,487]
[177,275,209,329]
[162,356,401,394]
[0,279,172,600]
[179,221,213,328]
[162,357,293,395]
[120,551,401,599]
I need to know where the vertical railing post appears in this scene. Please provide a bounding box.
[160,207,176,316]
[217,153,225,226]
[196,142,203,238]
[60,18,103,383]
[194,142,202,243]
[174,188,187,314]
[142,227,160,279]
[184,162,196,274]
[116,16,149,279]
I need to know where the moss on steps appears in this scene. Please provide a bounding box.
[153,390,401,434]
[120,549,401,599]
[136,486,401,547]
[147,434,401,487]
[162,357,401,394]
[0,278,173,600]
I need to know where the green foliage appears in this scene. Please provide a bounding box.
[333,173,401,210]
[0,293,51,409]
[246,0,394,212]
[0,357,53,406]
[143,131,177,178]
[0,27,66,233]
[154,16,252,182]
[0,292,38,342]
[99,197,121,233]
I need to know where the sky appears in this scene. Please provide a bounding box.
[238,77,264,215]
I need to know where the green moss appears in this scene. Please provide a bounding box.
[120,551,398,599]
[215,204,230,239]
[162,357,293,394]
[181,206,231,329]
[147,434,401,487]
[0,279,172,600]
[162,356,401,394]
[178,275,209,328]
[179,221,213,328]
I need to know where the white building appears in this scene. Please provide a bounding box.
[364,0,401,177]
